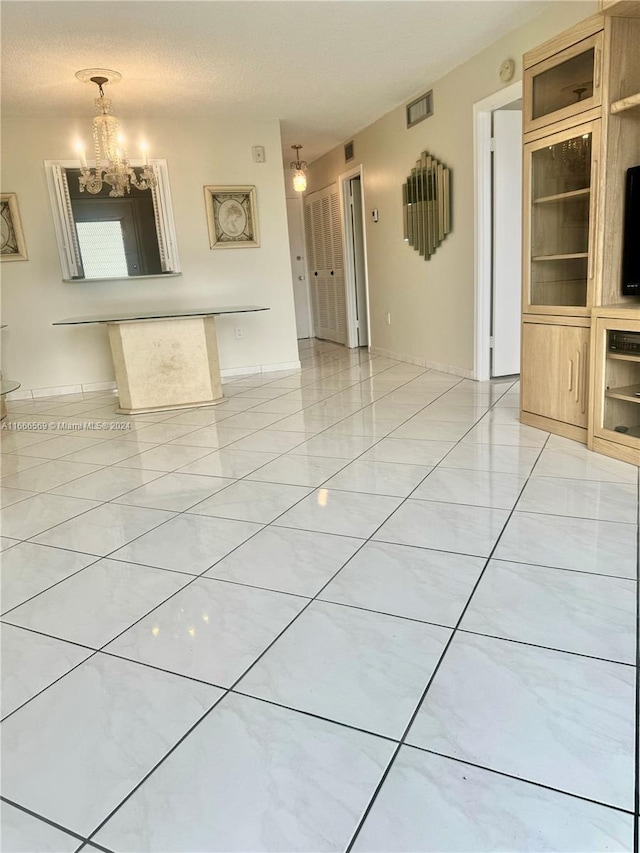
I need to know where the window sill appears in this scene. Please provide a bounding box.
[64,272,182,284]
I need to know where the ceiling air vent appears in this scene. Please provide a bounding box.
[406,90,434,129]
[344,140,355,162]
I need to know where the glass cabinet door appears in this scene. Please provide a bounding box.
[524,33,602,133]
[524,120,600,313]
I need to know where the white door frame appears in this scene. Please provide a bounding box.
[338,164,371,349]
[473,80,522,381]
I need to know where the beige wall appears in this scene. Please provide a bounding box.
[307,0,598,375]
[1,115,299,394]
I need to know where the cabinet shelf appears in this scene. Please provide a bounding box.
[533,277,585,286]
[533,188,591,204]
[602,424,640,438]
[610,92,640,114]
[607,351,640,362]
[531,252,588,261]
[605,384,640,403]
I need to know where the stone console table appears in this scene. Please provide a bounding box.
[54,306,269,414]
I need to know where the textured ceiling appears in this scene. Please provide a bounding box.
[2,0,548,163]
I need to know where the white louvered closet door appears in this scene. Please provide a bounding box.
[303,184,347,344]
[313,195,329,338]
[303,197,319,332]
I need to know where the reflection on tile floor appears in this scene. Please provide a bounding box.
[0,339,637,852]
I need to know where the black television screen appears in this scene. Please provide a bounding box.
[622,164,640,296]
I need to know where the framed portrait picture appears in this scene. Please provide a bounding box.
[204,185,259,249]
[1,193,28,261]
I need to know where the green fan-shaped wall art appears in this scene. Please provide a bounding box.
[402,151,451,260]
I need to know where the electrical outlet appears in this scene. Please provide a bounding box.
[252,146,265,163]
[386,313,391,325]
[235,327,245,340]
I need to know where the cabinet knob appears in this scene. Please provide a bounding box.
[314,271,318,276]
[330,270,334,276]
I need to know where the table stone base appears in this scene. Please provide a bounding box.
[107,316,225,415]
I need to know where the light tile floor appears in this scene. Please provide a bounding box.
[0,338,637,852]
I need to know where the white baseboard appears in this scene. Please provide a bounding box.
[5,389,36,401]
[32,384,83,399]
[7,362,302,401]
[82,381,118,393]
[7,380,117,402]
[221,360,301,379]
[368,346,474,379]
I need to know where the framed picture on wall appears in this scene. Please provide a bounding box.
[1,193,28,261]
[204,185,259,249]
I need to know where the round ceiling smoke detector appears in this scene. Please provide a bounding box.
[75,68,122,86]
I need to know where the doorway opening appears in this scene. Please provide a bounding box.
[340,167,370,349]
[473,81,523,380]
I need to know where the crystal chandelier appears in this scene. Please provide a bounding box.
[75,69,157,198]
[290,144,308,193]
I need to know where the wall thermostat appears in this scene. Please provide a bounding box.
[499,58,516,83]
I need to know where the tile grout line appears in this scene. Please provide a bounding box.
[344,431,552,851]
[0,795,88,847]
[407,745,637,817]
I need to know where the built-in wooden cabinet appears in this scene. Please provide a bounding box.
[600,1,640,17]
[520,11,640,461]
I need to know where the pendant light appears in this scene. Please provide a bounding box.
[290,144,308,193]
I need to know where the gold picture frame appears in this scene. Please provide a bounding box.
[1,193,28,261]
[204,185,259,249]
